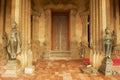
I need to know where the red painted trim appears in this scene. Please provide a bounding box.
[51,14,54,50]
[82,58,120,66]
[67,13,70,50]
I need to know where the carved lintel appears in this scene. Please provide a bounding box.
[79,11,89,16]
[81,41,88,47]
[32,9,41,17]
[44,8,51,17]
[44,3,77,11]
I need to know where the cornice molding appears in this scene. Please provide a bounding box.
[44,3,77,11]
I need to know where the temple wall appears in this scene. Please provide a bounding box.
[0,0,119,67]
[31,5,84,60]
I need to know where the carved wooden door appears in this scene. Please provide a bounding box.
[51,12,69,51]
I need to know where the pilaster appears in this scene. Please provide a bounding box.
[11,0,31,69]
[110,0,115,31]
[79,13,89,45]
[106,0,111,27]
[20,0,31,68]
[32,15,40,41]
[115,0,120,44]
[43,9,51,59]
[0,0,5,43]
[90,0,110,69]
[70,9,79,59]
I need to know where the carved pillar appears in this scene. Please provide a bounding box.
[90,0,110,69]
[79,12,89,46]
[32,13,45,43]
[90,0,94,68]
[110,0,115,31]
[11,0,20,25]
[115,0,120,44]
[0,0,11,44]
[45,9,51,51]
[90,0,97,68]
[20,0,31,68]
[70,9,79,59]
[32,15,40,41]
[11,0,31,68]
[75,13,82,43]
[70,9,76,43]
[43,9,51,59]
[0,0,5,43]
[106,0,111,27]
[5,0,11,34]
[39,12,45,44]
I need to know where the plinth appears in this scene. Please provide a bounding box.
[25,66,35,74]
[2,60,21,77]
[99,57,117,76]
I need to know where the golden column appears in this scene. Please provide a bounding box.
[0,0,4,43]
[90,0,111,69]
[44,9,51,59]
[31,14,40,41]
[0,0,6,43]
[20,0,31,68]
[11,0,31,69]
[115,0,120,44]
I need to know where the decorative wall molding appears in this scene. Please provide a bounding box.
[44,3,77,11]
[79,11,89,16]
[48,0,69,5]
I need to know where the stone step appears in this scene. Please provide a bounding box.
[2,69,18,77]
[49,53,71,60]
[49,56,71,60]
[50,52,71,57]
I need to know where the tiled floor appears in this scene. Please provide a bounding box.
[0,60,120,80]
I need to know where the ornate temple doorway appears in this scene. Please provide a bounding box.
[51,12,70,52]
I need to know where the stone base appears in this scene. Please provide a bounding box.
[99,57,117,76]
[2,60,21,77]
[43,53,49,60]
[2,69,18,77]
[25,66,35,74]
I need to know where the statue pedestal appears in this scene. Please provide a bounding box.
[25,66,35,74]
[99,57,117,76]
[2,60,21,77]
